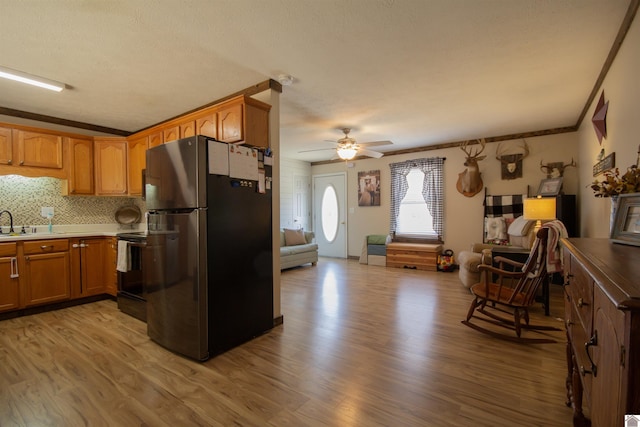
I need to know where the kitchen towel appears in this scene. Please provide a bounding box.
[116,240,131,273]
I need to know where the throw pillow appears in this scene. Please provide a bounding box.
[284,228,307,246]
[485,217,507,241]
[508,215,533,237]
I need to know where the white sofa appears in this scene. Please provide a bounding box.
[280,229,318,270]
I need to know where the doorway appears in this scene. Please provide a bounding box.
[313,173,347,258]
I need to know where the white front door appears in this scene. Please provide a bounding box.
[313,173,347,258]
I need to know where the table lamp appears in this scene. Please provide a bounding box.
[523,196,556,232]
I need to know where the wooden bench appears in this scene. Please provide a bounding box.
[386,243,443,271]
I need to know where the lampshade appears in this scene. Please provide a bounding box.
[337,146,357,160]
[0,65,66,92]
[523,197,556,221]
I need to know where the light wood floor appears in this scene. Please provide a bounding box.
[0,258,573,426]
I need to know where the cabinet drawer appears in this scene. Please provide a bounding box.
[23,239,69,254]
[567,261,593,334]
[0,242,17,256]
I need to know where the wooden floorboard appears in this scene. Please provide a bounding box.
[0,257,573,426]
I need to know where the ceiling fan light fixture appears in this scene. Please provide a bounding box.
[337,146,358,160]
[0,65,66,92]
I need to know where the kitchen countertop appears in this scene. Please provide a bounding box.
[0,224,145,242]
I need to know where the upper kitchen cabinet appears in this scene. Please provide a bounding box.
[216,95,270,148]
[0,125,67,179]
[0,126,13,166]
[63,137,94,195]
[16,130,63,169]
[148,131,163,149]
[180,120,196,139]
[127,135,147,196]
[195,111,217,139]
[94,137,128,196]
[163,126,180,143]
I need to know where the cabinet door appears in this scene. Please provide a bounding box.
[23,252,70,306]
[95,139,128,195]
[217,102,243,143]
[128,136,147,196]
[16,130,63,169]
[0,126,13,165]
[180,121,196,138]
[163,126,180,143]
[148,131,163,148]
[67,138,94,195]
[79,239,106,296]
[195,112,217,139]
[0,256,20,312]
[591,286,626,426]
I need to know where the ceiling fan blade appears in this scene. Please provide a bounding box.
[359,140,393,147]
[359,148,384,158]
[298,147,335,153]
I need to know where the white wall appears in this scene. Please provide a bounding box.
[577,12,640,238]
[311,133,578,258]
[279,158,312,230]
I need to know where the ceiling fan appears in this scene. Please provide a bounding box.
[299,128,391,160]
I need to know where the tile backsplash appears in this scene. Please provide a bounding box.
[0,175,146,227]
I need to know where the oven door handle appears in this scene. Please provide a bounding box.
[127,242,147,248]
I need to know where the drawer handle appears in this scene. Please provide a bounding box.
[583,331,598,377]
[40,245,53,250]
[577,298,589,308]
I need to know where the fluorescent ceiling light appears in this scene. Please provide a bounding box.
[0,65,65,92]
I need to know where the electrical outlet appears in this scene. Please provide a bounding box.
[41,207,54,218]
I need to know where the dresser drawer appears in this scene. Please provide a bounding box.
[567,259,593,334]
[23,239,69,254]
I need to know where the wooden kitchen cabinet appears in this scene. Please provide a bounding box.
[15,129,63,169]
[180,120,196,138]
[195,111,217,139]
[163,126,180,143]
[148,131,163,149]
[94,138,128,195]
[0,126,13,166]
[0,242,20,312]
[64,137,94,195]
[127,135,147,196]
[70,238,106,298]
[22,239,71,307]
[216,95,270,148]
[563,238,640,426]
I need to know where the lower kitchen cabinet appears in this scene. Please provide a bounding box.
[22,239,71,307]
[70,238,106,298]
[0,242,20,312]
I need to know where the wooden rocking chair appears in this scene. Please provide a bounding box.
[461,226,560,343]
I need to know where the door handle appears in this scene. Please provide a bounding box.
[10,257,19,278]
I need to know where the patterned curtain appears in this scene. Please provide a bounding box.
[389,157,445,239]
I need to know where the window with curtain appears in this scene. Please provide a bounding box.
[389,157,445,242]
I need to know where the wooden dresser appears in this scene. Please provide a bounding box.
[562,238,640,426]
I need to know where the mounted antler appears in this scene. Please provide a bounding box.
[540,158,576,178]
[456,138,487,197]
[495,140,529,178]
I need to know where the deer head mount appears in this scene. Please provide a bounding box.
[456,138,486,197]
[540,158,576,178]
[496,140,530,179]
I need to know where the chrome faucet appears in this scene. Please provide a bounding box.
[0,210,15,234]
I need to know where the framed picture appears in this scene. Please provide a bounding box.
[537,177,563,197]
[357,170,380,206]
[611,193,640,246]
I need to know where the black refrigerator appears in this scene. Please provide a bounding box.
[144,135,273,361]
